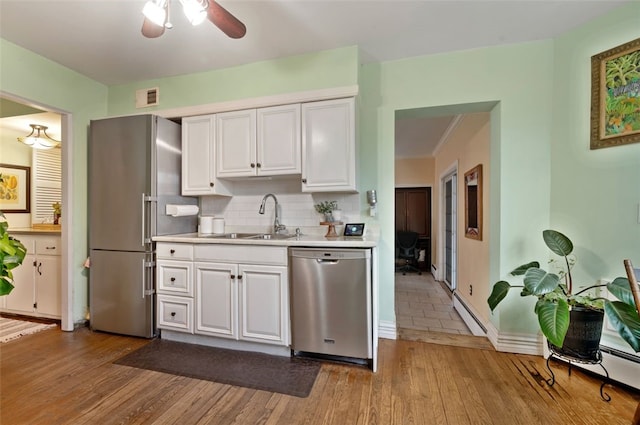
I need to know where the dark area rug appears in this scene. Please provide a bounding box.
[114,339,320,397]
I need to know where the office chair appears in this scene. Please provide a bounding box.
[396,231,422,275]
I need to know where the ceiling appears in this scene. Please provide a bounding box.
[0,0,627,156]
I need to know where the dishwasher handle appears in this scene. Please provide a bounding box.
[317,259,339,264]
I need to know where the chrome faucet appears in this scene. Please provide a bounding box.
[259,193,287,234]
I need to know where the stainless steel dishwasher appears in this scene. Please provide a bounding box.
[289,248,372,361]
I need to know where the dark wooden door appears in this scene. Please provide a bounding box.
[395,187,431,237]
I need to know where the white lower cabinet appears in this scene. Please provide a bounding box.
[195,261,289,346]
[2,234,61,319]
[156,243,289,348]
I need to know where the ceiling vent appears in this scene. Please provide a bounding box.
[135,87,159,108]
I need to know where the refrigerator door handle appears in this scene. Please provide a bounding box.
[142,259,156,298]
[141,192,147,247]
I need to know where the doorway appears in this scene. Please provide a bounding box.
[0,93,72,331]
[442,169,457,291]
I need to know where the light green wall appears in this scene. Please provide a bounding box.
[550,6,640,294]
[359,42,555,330]
[108,46,360,115]
[1,39,108,323]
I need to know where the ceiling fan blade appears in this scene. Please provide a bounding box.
[207,1,246,39]
[141,17,166,38]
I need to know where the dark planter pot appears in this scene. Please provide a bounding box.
[548,306,604,361]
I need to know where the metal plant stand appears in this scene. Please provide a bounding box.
[545,346,611,401]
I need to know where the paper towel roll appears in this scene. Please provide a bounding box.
[166,204,199,217]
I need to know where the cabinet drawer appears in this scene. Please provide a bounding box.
[14,235,36,252]
[156,243,194,260]
[157,295,193,333]
[194,245,287,265]
[36,237,61,256]
[157,260,193,296]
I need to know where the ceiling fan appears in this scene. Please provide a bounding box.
[141,0,246,39]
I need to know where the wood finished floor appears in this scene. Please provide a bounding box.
[1,326,638,424]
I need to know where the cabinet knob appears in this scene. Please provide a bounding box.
[210,182,214,187]
[237,275,243,280]
[302,178,307,184]
[170,249,175,254]
[256,163,261,168]
[250,163,255,168]
[170,312,176,318]
[170,277,176,282]
[230,274,236,279]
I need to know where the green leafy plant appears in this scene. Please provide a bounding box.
[487,229,640,352]
[0,211,27,296]
[314,201,338,215]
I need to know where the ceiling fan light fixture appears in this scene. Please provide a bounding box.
[17,124,61,150]
[142,0,167,27]
[180,0,208,26]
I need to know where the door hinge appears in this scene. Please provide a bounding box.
[33,302,37,309]
[144,195,157,202]
[144,260,156,268]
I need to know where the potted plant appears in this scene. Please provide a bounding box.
[0,211,27,296]
[314,201,338,222]
[488,229,640,359]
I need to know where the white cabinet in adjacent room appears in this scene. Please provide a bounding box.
[181,114,232,196]
[2,234,61,319]
[217,104,301,178]
[301,97,356,192]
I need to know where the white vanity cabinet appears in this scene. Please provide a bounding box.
[181,114,232,196]
[216,104,301,178]
[156,243,194,333]
[194,244,289,346]
[2,234,61,319]
[301,97,356,192]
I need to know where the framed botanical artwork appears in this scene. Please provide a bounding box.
[0,164,31,213]
[590,37,640,149]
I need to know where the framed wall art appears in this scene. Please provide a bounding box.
[0,164,31,213]
[464,164,482,241]
[590,37,640,149]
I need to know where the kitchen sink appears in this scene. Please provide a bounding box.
[244,233,297,240]
[200,232,296,240]
[200,233,260,239]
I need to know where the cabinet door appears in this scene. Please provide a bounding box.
[195,262,237,338]
[216,109,256,177]
[35,256,61,317]
[301,98,356,192]
[238,264,288,345]
[3,255,35,314]
[182,115,217,195]
[257,104,301,176]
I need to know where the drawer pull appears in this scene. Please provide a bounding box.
[46,246,56,250]
[170,277,176,282]
[170,312,176,318]
[170,249,176,254]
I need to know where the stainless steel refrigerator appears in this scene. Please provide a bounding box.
[88,115,197,338]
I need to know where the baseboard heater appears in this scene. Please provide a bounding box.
[453,292,487,335]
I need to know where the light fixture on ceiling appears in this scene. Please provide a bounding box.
[142,0,208,28]
[17,124,61,150]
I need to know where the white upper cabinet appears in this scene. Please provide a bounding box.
[301,98,356,192]
[216,109,257,178]
[217,105,301,178]
[257,104,301,176]
[182,115,232,196]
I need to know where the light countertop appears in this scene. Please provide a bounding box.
[154,232,377,248]
[9,226,62,235]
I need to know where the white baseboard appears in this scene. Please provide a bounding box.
[160,330,291,357]
[378,320,397,340]
[486,322,543,355]
[452,293,486,336]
